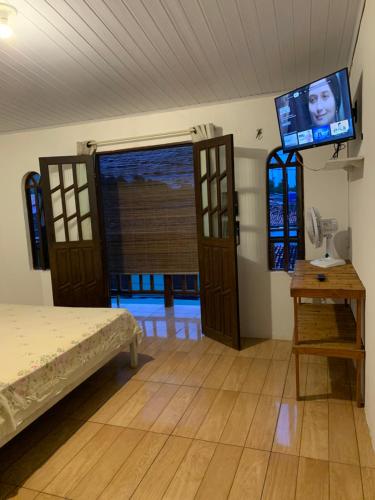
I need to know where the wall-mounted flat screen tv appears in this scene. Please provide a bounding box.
[275,68,355,152]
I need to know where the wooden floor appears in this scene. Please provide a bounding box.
[1,302,375,500]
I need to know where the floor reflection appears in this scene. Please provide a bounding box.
[274,400,298,448]
[116,298,202,342]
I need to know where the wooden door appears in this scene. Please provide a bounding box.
[40,155,108,307]
[193,135,241,349]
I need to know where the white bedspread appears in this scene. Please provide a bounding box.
[0,304,142,444]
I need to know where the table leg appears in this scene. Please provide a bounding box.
[293,297,299,344]
[356,358,363,407]
[295,352,300,400]
[356,299,362,349]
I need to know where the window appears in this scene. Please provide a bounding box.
[266,148,305,271]
[25,172,49,269]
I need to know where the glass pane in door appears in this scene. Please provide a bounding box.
[68,217,79,241]
[65,189,76,217]
[54,219,66,242]
[212,211,219,237]
[81,217,92,240]
[201,180,208,210]
[51,190,63,218]
[219,145,226,174]
[76,163,88,187]
[210,178,217,209]
[221,212,229,238]
[220,176,227,209]
[209,148,216,176]
[62,164,74,187]
[49,165,60,189]
[79,188,90,216]
[203,212,209,237]
[200,149,207,177]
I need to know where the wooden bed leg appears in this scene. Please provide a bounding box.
[295,352,300,401]
[130,341,138,368]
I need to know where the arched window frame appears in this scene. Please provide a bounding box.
[266,147,305,272]
[25,172,49,270]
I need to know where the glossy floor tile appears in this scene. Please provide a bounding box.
[0,302,374,499]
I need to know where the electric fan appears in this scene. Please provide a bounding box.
[307,207,345,268]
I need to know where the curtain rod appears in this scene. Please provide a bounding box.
[87,128,195,148]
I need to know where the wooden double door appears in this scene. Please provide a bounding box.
[40,135,240,348]
[193,135,240,348]
[39,155,107,307]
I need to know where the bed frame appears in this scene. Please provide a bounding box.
[0,338,138,448]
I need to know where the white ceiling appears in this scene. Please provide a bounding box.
[0,0,364,134]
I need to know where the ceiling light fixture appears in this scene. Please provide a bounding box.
[0,2,17,39]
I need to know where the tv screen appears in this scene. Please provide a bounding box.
[275,68,355,152]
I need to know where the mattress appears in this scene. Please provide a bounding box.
[0,304,142,445]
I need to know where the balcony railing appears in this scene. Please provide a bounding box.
[110,273,200,307]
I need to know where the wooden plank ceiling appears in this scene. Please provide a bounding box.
[0,0,364,133]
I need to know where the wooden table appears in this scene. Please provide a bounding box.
[291,260,366,406]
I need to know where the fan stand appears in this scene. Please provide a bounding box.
[311,234,346,268]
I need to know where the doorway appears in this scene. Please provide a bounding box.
[40,135,240,348]
[96,143,201,338]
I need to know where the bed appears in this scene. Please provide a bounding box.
[0,304,142,448]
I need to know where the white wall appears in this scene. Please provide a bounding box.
[348,0,375,441]
[0,95,347,339]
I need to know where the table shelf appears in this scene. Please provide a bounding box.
[294,303,364,355]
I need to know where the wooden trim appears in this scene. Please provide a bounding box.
[94,153,111,306]
[40,162,54,249]
[293,345,365,359]
[291,289,365,299]
[230,136,241,350]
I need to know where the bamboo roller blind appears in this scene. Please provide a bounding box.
[98,145,199,274]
